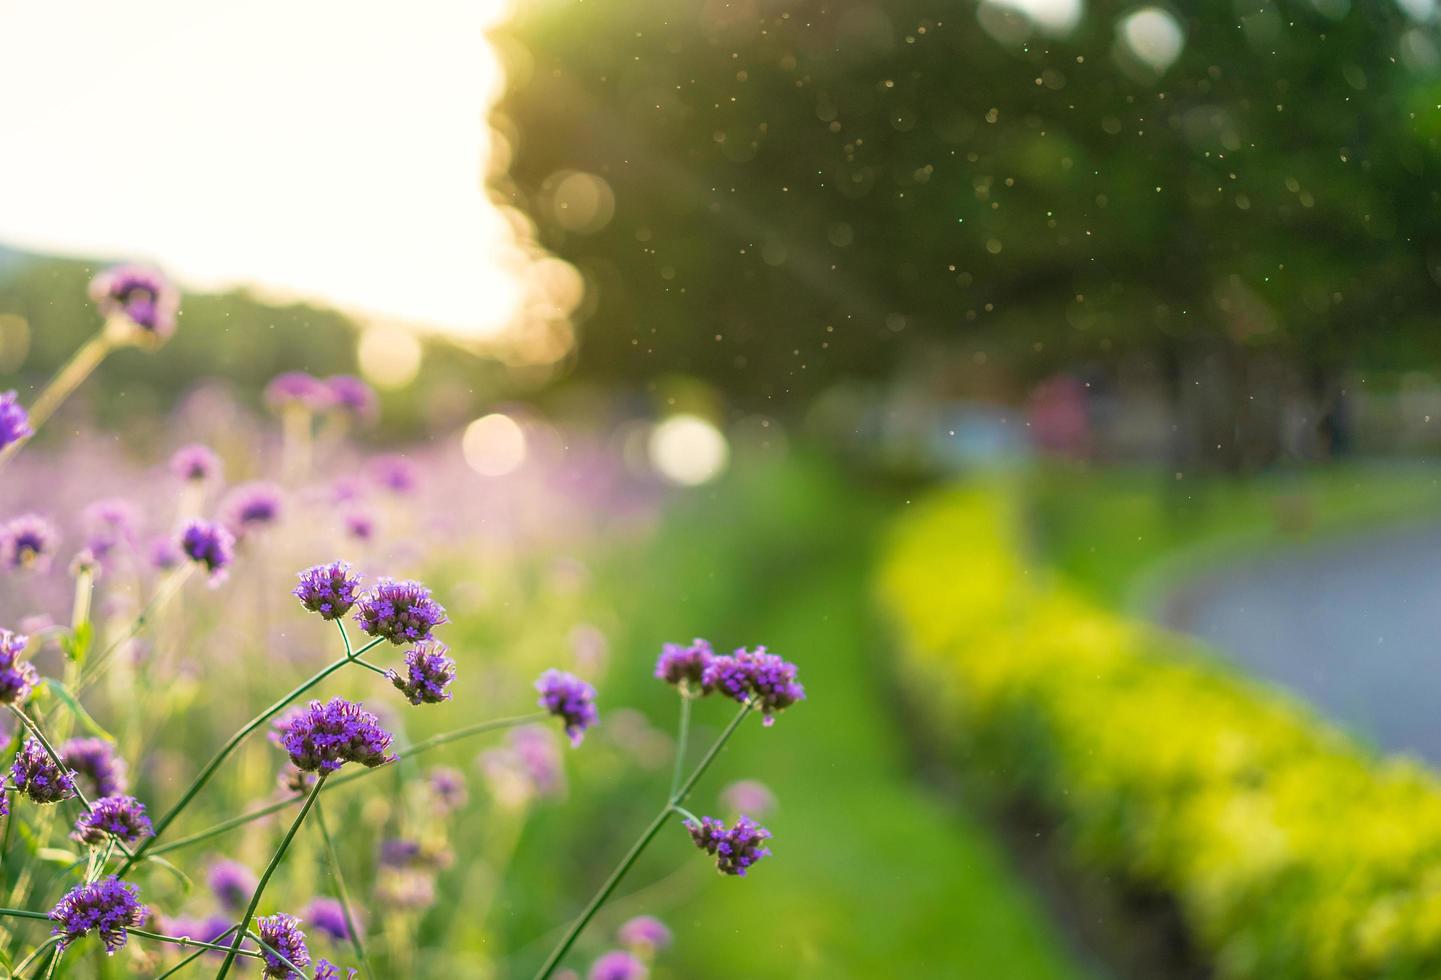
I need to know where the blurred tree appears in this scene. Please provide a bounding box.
[498,0,1441,467]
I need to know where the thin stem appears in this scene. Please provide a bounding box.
[0,907,52,921]
[147,712,546,857]
[74,564,193,696]
[120,654,353,874]
[0,333,113,473]
[670,804,700,824]
[248,928,313,979]
[349,657,389,678]
[130,928,263,958]
[8,705,93,813]
[151,924,242,980]
[315,801,375,980]
[12,934,62,978]
[214,774,328,979]
[532,703,753,979]
[335,619,353,656]
[668,694,693,799]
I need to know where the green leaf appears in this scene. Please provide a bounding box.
[35,847,80,866]
[144,855,194,893]
[41,679,115,743]
[61,621,94,665]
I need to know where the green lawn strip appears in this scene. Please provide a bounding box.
[554,457,1090,979]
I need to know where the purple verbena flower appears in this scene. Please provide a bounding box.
[307,897,359,943]
[293,561,362,621]
[378,838,424,868]
[342,510,375,542]
[589,950,648,980]
[702,647,804,726]
[387,642,456,705]
[12,738,78,804]
[221,481,284,536]
[685,815,772,877]
[427,766,468,812]
[654,639,714,693]
[536,670,597,747]
[354,579,447,645]
[0,391,32,451]
[273,697,395,773]
[265,372,333,413]
[256,913,311,979]
[0,629,38,705]
[149,535,182,571]
[82,498,140,566]
[0,780,9,819]
[369,454,418,494]
[1,514,60,572]
[316,960,359,980]
[60,738,128,798]
[71,794,153,846]
[49,876,147,952]
[89,265,179,339]
[617,915,671,953]
[207,858,258,912]
[179,519,235,579]
[170,443,222,483]
[325,376,378,423]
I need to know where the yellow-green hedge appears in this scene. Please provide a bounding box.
[879,487,1441,980]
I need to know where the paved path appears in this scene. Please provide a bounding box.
[1158,522,1441,763]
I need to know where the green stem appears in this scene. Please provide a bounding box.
[130,928,263,958]
[151,924,242,980]
[532,703,753,980]
[0,333,113,474]
[12,934,62,978]
[336,619,353,656]
[315,801,375,980]
[0,907,51,921]
[349,657,389,678]
[668,694,693,799]
[74,564,193,696]
[119,654,355,874]
[248,928,313,979]
[147,712,546,857]
[214,774,328,979]
[8,706,93,813]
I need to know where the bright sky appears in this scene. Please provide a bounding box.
[0,0,530,340]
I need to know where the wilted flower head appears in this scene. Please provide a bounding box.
[265,372,332,413]
[274,697,395,773]
[306,897,359,944]
[71,794,153,846]
[702,647,804,726]
[589,950,649,980]
[685,815,772,876]
[49,876,147,953]
[0,629,38,705]
[387,642,456,705]
[536,670,598,747]
[294,561,362,621]
[316,960,359,980]
[0,391,32,451]
[355,579,447,645]
[179,519,235,579]
[256,912,311,979]
[1,514,60,572]
[89,265,179,340]
[221,481,284,536]
[427,766,469,812]
[369,454,418,494]
[654,639,714,692]
[60,738,128,798]
[12,738,77,804]
[325,376,378,423]
[207,858,258,912]
[720,779,777,818]
[169,443,222,483]
[617,916,671,953]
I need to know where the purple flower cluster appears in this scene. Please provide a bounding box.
[354,579,447,645]
[369,454,417,494]
[617,915,672,952]
[170,443,222,483]
[48,876,147,952]
[0,629,38,705]
[207,858,258,911]
[326,375,378,423]
[222,481,284,536]
[82,498,139,566]
[60,738,128,798]
[274,697,395,773]
[12,738,78,804]
[307,897,358,943]
[71,794,153,846]
[427,766,468,812]
[685,815,772,876]
[589,951,648,980]
[536,670,598,747]
[265,372,333,413]
[1,513,59,572]
[654,638,714,692]
[0,391,32,450]
[293,561,361,621]
[316,960,359,980]
[388,642,456,705]
[89,265,180,339]
[703,647,805,726]
[179,519,235,579]
[256,912,311,979]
